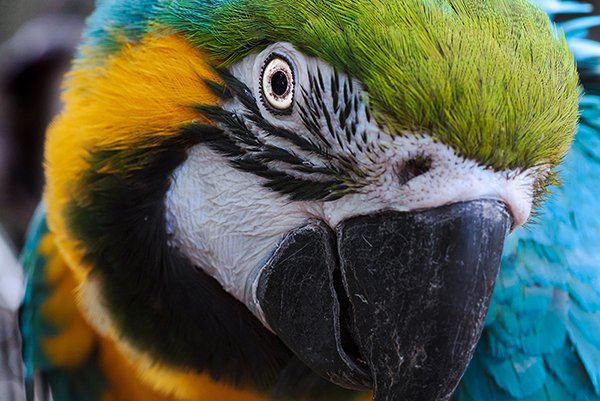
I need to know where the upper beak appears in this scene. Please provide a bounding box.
[256,199,512,401]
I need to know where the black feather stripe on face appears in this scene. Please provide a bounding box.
[67,130,290,384]
[197,68,374,202]
[65,126,360,399]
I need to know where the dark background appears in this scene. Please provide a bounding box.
[0,0,93,42]
[0,0,93,248]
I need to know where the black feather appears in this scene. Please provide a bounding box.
[66,126,359,399]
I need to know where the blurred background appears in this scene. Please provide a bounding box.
[0,3,92,398]
[0,0,93,250]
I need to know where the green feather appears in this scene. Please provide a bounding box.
[83,0,579,187]
[156,0,579,174]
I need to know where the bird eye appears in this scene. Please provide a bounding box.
[261,55,294,112]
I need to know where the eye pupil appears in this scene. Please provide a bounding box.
[271,71,288,96]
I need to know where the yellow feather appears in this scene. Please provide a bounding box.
[44,29,368,401]
[42,31,287,400]
[41,314,97,368]
[45,32,220,284]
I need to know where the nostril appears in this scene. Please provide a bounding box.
[397,156,432,185]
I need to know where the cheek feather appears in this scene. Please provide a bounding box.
[43,32,234,398]
[166,144,321,301]
[45,32,220,282]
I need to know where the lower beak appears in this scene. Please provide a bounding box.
[256,199,512,401]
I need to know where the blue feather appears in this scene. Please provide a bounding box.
[545,343,598,399]
[79,0,158,57]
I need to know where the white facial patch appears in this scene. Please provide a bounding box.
[165,42,542,320]
[165,146,323,304]
[321,135,538,229]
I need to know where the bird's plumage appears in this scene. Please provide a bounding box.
[21,210,328,401]
[23,31,368,400]
[16,0,598,400]
[80,0,579,173]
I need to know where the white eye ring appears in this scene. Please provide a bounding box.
[261,56,294,111]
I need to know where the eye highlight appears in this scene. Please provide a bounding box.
[261,55,294,112]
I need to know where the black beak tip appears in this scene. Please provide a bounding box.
[338,199,511,401]
[257,200,512,401]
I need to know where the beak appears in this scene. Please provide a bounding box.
[256,199,511,401]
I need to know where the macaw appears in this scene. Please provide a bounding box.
[16,0,599,401]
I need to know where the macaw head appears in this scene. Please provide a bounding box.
[44,0,579,400]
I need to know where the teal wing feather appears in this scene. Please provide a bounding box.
[20,206,107,401]
[456,2,600,400]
